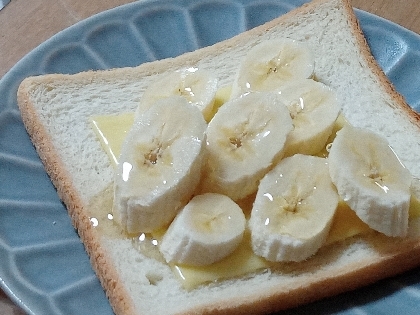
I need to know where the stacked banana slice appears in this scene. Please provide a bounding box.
[134,67,218,122]
[160,193,246,266]
[113,39,414,267]
[230,39,314,98]
[249,154,338,262]
[113,96,206,234]
[201,92,293,201]
[328,125,412,237]
[278,79,340,156]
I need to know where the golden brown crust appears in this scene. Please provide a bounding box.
[17,79,138,315]
[16,0,420,314]
[344,0,420,129]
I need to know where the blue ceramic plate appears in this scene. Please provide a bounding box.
[1,0,420,314]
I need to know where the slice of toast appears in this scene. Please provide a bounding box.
[17,0,420,314]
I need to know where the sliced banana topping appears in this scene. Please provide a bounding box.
[249,154,339,262]
[328,125,412,237]
[201,92,293,201]
[105,38,416,276]
[159,193,246,266]
[113,96,207,234]
[278,79,340,156]
[135,67,218,122]
[231,39,314,98]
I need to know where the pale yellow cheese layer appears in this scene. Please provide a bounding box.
[90,112,134,167]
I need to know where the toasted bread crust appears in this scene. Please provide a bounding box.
[344,0,420,128]
[17,79,138,315]
[17,0,420,314]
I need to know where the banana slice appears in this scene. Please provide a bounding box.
[328,125,412,237]
[113,96,207,234]
[249,154,339,262]
[201,92,293,201]
[278,79,340,156]
[231,39,314,98]
[159,193,246,266]
[135,67,218,122]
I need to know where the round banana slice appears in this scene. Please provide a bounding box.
[135,67,218,122]
[159,193,246,266]
[113,96,207,234]
[278,79,340,156]
[328,125,412,237]
[202,92,293,201]
[249,154,339,262]
[231,39,314,98]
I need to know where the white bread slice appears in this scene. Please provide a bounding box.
[16,0,420,314]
